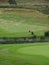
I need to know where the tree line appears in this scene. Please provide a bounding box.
[8,0,17,5]
[0,0,17,5]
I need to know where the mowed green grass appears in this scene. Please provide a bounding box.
[0,8,49,37]
[0,43,49,65]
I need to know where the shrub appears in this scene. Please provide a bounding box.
[31,32,34,35]
[29,30,31,32]
[29,30,34,35]
[40,36,45,39]
[33,35,37,38]
[44,31,49,37]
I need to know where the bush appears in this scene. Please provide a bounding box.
[31,32,34,35]
[29,30,31,32]
[33,35,37,38]
[29,30,34,35]
[40,36,45,39]
[44,31,49,37]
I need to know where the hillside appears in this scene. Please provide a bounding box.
[0,8,48,37]
[0,0,49,4]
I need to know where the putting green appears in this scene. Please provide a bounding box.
[18,45,49,57]
[0,43,49,65]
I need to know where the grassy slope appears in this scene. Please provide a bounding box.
[0,0,49,4]
[0,8,49,37]
[0,43,49,65]
[0,0,49,9]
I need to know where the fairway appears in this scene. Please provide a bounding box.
[0,0,49,65]
[0,8,49,37]
[0,43,49,65]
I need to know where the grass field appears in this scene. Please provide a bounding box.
[0,4,49,65]
[0,8,49,37]
[0,1,49,65]
[0,43,49,65]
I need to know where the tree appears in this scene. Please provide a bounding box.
[8,0,17,5]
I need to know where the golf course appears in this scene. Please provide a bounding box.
[0,0,49,64]
[0,8,49,37]
[0,43,49,65]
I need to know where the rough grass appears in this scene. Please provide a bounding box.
[0,43,49,65]
[0,8,49,37]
